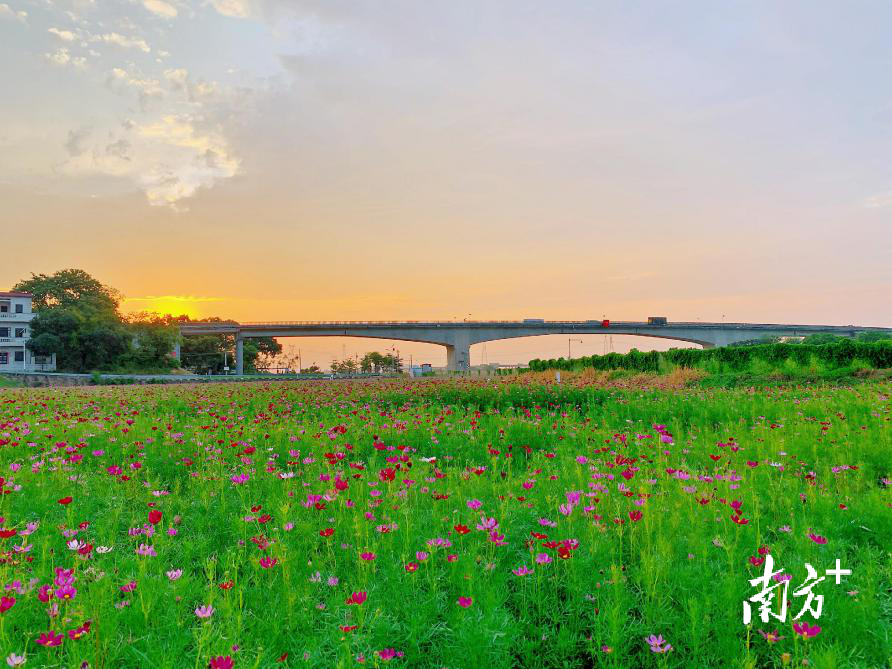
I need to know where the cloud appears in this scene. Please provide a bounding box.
[210,0,251,18]
[109,67,164,104]
[0,3,26,22]
[93,32,151,53]
[48,27,77,41]
[58,114,240,208]
[135,115,240,207]
[45,48,86,68]
[143,0,177,19]
[163,67,218,101]
[64,127,92,157]
[863,192,892,209]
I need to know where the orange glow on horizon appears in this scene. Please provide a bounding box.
[122,295,225,320]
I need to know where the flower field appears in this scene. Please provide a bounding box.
[0,378,889,668]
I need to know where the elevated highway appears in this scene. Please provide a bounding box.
[177,319,892,374]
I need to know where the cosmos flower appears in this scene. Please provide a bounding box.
[195,605,215,619]
[792,622,821,638]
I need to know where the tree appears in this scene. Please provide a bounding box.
[15,269,121,313]
[123,312,181,372]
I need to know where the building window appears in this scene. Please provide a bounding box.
[0,328,8,337]
[0,353,7,364]
[0,305,7,313]
[14,304,23,313]
[35,355,50,364]
[14,328,25,338]
[14,351,23,362]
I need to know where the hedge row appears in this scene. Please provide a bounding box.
[528,340,892,373]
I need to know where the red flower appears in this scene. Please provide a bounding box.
[209,656,234,669]
[148,510,162,525]
[340,625,358,632]
[0,529,16,539]
[404,562,419,572]
[453,524,470,535]
[259,557,278,569]
[58,496,73,505]
[557,546,572,560]
[319,528,334,537]
[0,596,15,613]
[628,510,642,522]
[276,653,288,663]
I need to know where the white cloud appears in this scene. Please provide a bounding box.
[0,3,27,22]
[93,32,151,53]
[143,0,177,19]
[61,114,239,208]
[109,67,164,101]
[45,48,86,68]
[163,67,218,101]
[48,27,77,41]
[135,115,239,207]
[864,192,892,209]
[210,0,251,18]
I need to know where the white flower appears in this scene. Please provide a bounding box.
[96,546,114,554]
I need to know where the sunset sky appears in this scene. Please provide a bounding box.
[2,1,891,366]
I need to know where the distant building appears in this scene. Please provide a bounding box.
[0,292,56,371]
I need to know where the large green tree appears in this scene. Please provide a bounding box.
[16,269,132,372]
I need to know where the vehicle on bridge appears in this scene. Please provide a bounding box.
[647,316,668,326]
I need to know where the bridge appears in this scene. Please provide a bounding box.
[177,319,892,374]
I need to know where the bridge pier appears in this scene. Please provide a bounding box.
[444,334,471,372]
[235,335,244,375]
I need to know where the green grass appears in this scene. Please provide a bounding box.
[0,378,889,668]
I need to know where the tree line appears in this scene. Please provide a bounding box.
[15,269,281,374]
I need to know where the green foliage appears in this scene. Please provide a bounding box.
[530,339,892,379]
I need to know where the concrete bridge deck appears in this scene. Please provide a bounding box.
[178,320,892,374]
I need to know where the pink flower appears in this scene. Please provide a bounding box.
[793,622,821,638]
[259,557,278,569]
[466,499,482,510]
[195,605,215,619]
[807,533,827,545]
[120,581,137,593]
[535,553,552,565]
[512,565,533,576]
[167,569,182,581]
[457,596,472,608]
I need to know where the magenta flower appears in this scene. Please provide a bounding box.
[466,499,482,510]
[360,552,376,561]
[35,630,64,647]
[512,565,533,576]
[457,596,472,608]
[793,622,821,638]
[807,533,827,545]
[209,657,234,669]
[55,584,76,600]
[535,553,552,565]
[0,597,15,614]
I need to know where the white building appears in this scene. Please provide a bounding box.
[0,292,56,372]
